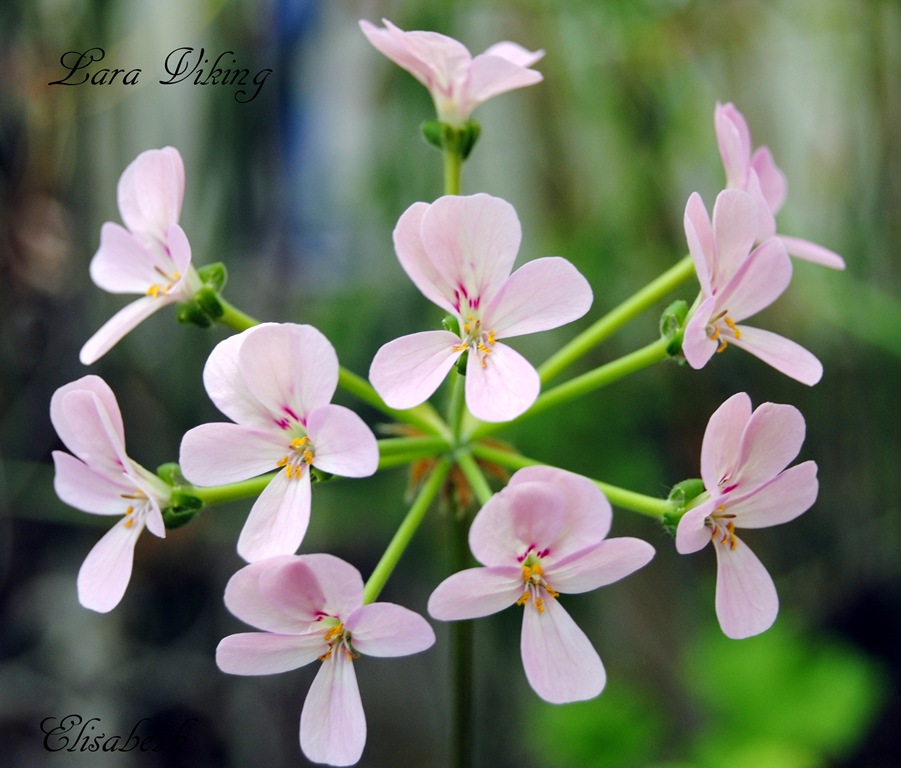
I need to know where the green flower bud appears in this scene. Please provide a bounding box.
[176,299,213,328]
[659,299,688,357]
[420,120,482,159]
[662,477,706,536]
[197,262,228,292]
[162,490,204,529]
[195,286,225,320]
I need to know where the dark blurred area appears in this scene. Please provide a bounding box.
[1,0,899,766]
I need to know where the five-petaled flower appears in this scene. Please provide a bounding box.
[359,18,543,126]
[676,392,819,639]
[369,194,592,423]
[715,102,845,269]
[682,188,823,385]
[428,466,654,703]
[179,323,379,562]
[81,146,202,365]
[216,553,435,766]
[51,375,170,613]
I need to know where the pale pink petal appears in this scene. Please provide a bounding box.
[420,194,521,306]
[682,296,718,370]
[117,147,184,241]
[359,20,446,90]
[264,554,364,623]
[77,516,143,613]
[729,325,823,385]
[179,422,286,485]
[393,202,457,313]
[202,329,273,428]
[744,168,778,240]
[237,471,311,562]
[778,236,846,270]
[165,224,194,285]
[729,461,818,528]
[216,631,324,675]
[701,392,752,493]
[549,537,655,594]
[713,536,779,639]
[750,146,787,214]
[464,341,539,422]
[716,237,791,322]
[79,295,170,365]
[239,324,339,422]
[468,482,564,566]
[467,52,543,107]
[675,499,718,554]
[306,405,378,478]
[715,102,751,189]
[345,603,435,657]
[481,41,544,67]
[369,330,461,409]
[89,223,163,293]
[483,257,592,338]
[735,401,805,489]
[684,192,715,295]
[711,189,758,286]
[300,654,366,767]
[370,20,471,92]
[224,555,323,633]
[507,465,612,555]
[428,566,523,620]
[51,375,125,453]
[520,597,605,703]
[52,451,132,514]
[51,390,128,475]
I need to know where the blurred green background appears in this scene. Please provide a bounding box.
[1,0,899,766]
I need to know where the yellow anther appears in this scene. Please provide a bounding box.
[522,564,533,582]
[146,284,163,299]
[302,449,314,464]
[290,436,310,449]
[123,505,135,528]
[318,649,333,662]
[276,456,289,468]
[535,598,545,613]
[724,317,741,339]
[716,338,729,353]
[545,585,559,599]
[486,330,496,345]
[453,342,468,352]
[516,592,530,607]
[324,623,344,642]
[531,562,543,577]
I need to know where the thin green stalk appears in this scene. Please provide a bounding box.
[538,254,694,384]
[448,370,467,441]
[217,296,260,332]
[470,444,671,520]
[362,458,452,605]
[455,450,494,506]
[188,472,276,506]
[378,436,451,457]
[450,509,474,768]
[444,148,462,195]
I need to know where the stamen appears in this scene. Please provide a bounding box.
[516,592,530,606]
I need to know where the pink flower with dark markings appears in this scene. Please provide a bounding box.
[682,188,823,385]
[676,392,818,639]
[217,554,435,766]
[360,18,543,125]
[428,466,654,703]
[81,147,202,364]
[369,194,592,423]
[715,102,844,269]
[179,323,378,562]
[51,375,169,612]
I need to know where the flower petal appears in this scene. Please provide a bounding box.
[52,451,132,514]
[345,603,435,657]
[466,51,543,108]
[701,392,752,494]
[369,330,461,409]
[715,102,751,190]
[713,536,779,639]
[306,405,378,478]
[778,236,846,270]
[483,257,592,338]
[730,461,818,528]
[550,537,654,594]
[675,500,718,554]
[735,401,805,489]
[216,631,324,675]
[481,41,544,68]
[77,516,143,613]
[51,375,125,456]
[79,295,170,365]
[464,341,539,422]
[684,192,715,295]
[711,189,758,287]
[729,325,823,385]
[202,328,273,428]
[89,223,163,293]
[716,237,791,323]
[520,597,605,703]
[750,146,787,215]
[393,201,457,313]
[179,422,286,485]
[300,654,366,767]
[237,471,312,562]
[427,566,522,620]
[263,554,364,623]
[682,295,718,370]
[117,146,184,242]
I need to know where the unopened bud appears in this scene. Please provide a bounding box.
[659,299,688,357]
[662,478,706,535]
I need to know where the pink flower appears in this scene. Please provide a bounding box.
[682,189,823,385]
[428,466,654,703]
[50,375,169,612]
[179,323,378,562]
[359,19,543,125]
[369,194,592,423]
[216,554,435,766]
[715,102,845,269]
[676,392,818,639]
[80,147,201,365]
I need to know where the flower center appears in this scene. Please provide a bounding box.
[275,436,315,479]
[515,557,559,613]
[118,489,150,529]
[317,619,359,662]
[145,265,182,300]
[452,313,497,368]
[705,309,741,353]
[706,504,739,549]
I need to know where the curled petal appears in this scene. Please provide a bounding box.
[464,341,539,423]
[300,653,366,767]
[345,603,435,657]
[550,537,655,594]
[729,325,823,386]
[51,375,125,459]
[481,41,544,67]
[117,146,184,241]
[369,330,461,410]
[467,52,543,107]
[715,102,752,190]
[521,597,605,703]
[179,422,285,485]
[79,295,170,365]
[684,193,715,295]
[216,631,324,676]
[714,536,779,639]
[307,405,378,478]
[77,516,144,613]
[51,389,129,475]
[237,471,312,562]
[427,566,522,620]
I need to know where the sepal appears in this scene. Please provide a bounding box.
[163,490,204,529]
[421,120,482,160]
[659,299,688,357]
[662,478,706,536]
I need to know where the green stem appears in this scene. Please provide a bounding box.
[216,296,260,332]
[188,472,276,506]
[450,510,474,768]
[444,148,462,195]
[470,444,671,520]
[362,458,452,605]
[538,254,694,384]
[376,436,452,471]
[448,370,467,441]
[455,450,494,506]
